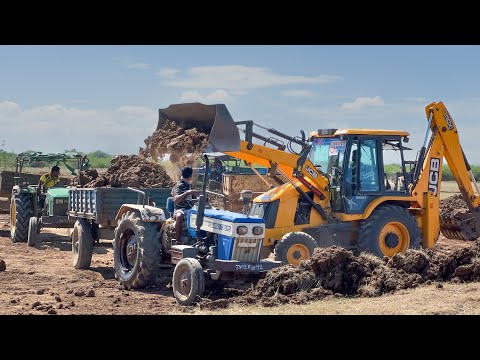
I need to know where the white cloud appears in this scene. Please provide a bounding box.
[156,67,180,78]
[341,96,384,110]
[282,89,314,98]
[163,65,339,89]
[116,106,157,119]
[0,101,158,155]
[0,101,21,116]
[179,89,233,103]
[404,97,428,103]
[127,62,150,70]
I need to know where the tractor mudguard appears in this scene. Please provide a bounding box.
[115,204,166,223]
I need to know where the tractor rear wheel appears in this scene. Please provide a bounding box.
[113,211,161,289]
[10,194,31,243]
[27,217,39,247]
[274,232,317,266]
[173,258,205,305]
[358,204,420,257]
[72,219,94,269]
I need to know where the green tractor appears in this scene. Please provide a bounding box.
[9,152,89,246]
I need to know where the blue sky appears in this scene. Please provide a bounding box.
[1,45,480,163]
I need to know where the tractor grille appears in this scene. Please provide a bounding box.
[231,238,262,262]
[53,203,68,216]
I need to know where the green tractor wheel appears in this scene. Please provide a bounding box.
[10,194,32,243]
[27,217,39,247]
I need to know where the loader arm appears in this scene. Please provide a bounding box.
[413,101,480,241]
[226,141,330,193]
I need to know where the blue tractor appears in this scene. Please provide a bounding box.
[112,105,282,305]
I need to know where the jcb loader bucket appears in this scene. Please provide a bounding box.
[157,103,240,153]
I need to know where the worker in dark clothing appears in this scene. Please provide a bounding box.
[171,166,197,242]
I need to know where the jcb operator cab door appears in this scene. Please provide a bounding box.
[341,135,410,214]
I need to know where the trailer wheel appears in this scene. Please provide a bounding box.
[274,232,317,266]
[173,258,205,305]
[113,211,161,289]
[10,194,31,243]
[27,217,39,247]
[358,204,420,257]
[71,219,94,269]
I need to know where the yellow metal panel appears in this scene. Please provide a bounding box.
[333,195,416,221]
[421,192,440,248]
[426,102,479,208]
[310,129,410,137]
[334,129,410,136]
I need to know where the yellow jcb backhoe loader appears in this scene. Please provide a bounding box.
[156,101,480,265]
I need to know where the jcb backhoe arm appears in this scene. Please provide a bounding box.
[412,101,480,240]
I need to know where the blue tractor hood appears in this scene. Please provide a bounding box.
[189,208,263,223]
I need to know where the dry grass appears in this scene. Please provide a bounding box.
[440,181,461,199]
[187,283,480,315]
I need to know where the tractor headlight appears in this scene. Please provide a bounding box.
[252,226,263,235]
[237,226,248,235]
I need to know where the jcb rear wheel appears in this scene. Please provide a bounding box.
[358,204,420,257]
[274,232,317,266]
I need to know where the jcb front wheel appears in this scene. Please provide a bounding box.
[274,232,317,266]
[358,204,420,257]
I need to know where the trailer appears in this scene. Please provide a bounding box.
[68,187,171,269]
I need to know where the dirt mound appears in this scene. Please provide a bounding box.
[440,194,468,217]
[139,120,208,167]
[84,155,174,188]
[200,242,480,309]
[80,169,98,185]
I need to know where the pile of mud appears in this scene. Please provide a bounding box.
[200,242,480,309]
[83,155,174,188]
[139,120,208,167]
[440,194,468,216]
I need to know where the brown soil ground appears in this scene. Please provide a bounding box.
[0,206,475,315]
[0,214,182,315]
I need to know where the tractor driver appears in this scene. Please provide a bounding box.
[37,166,61,209]
[171,166,197,242]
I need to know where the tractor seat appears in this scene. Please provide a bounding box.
[166,197,175,214]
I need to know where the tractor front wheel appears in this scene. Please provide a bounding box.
[173,258,205,305]
[27,217,39,247]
